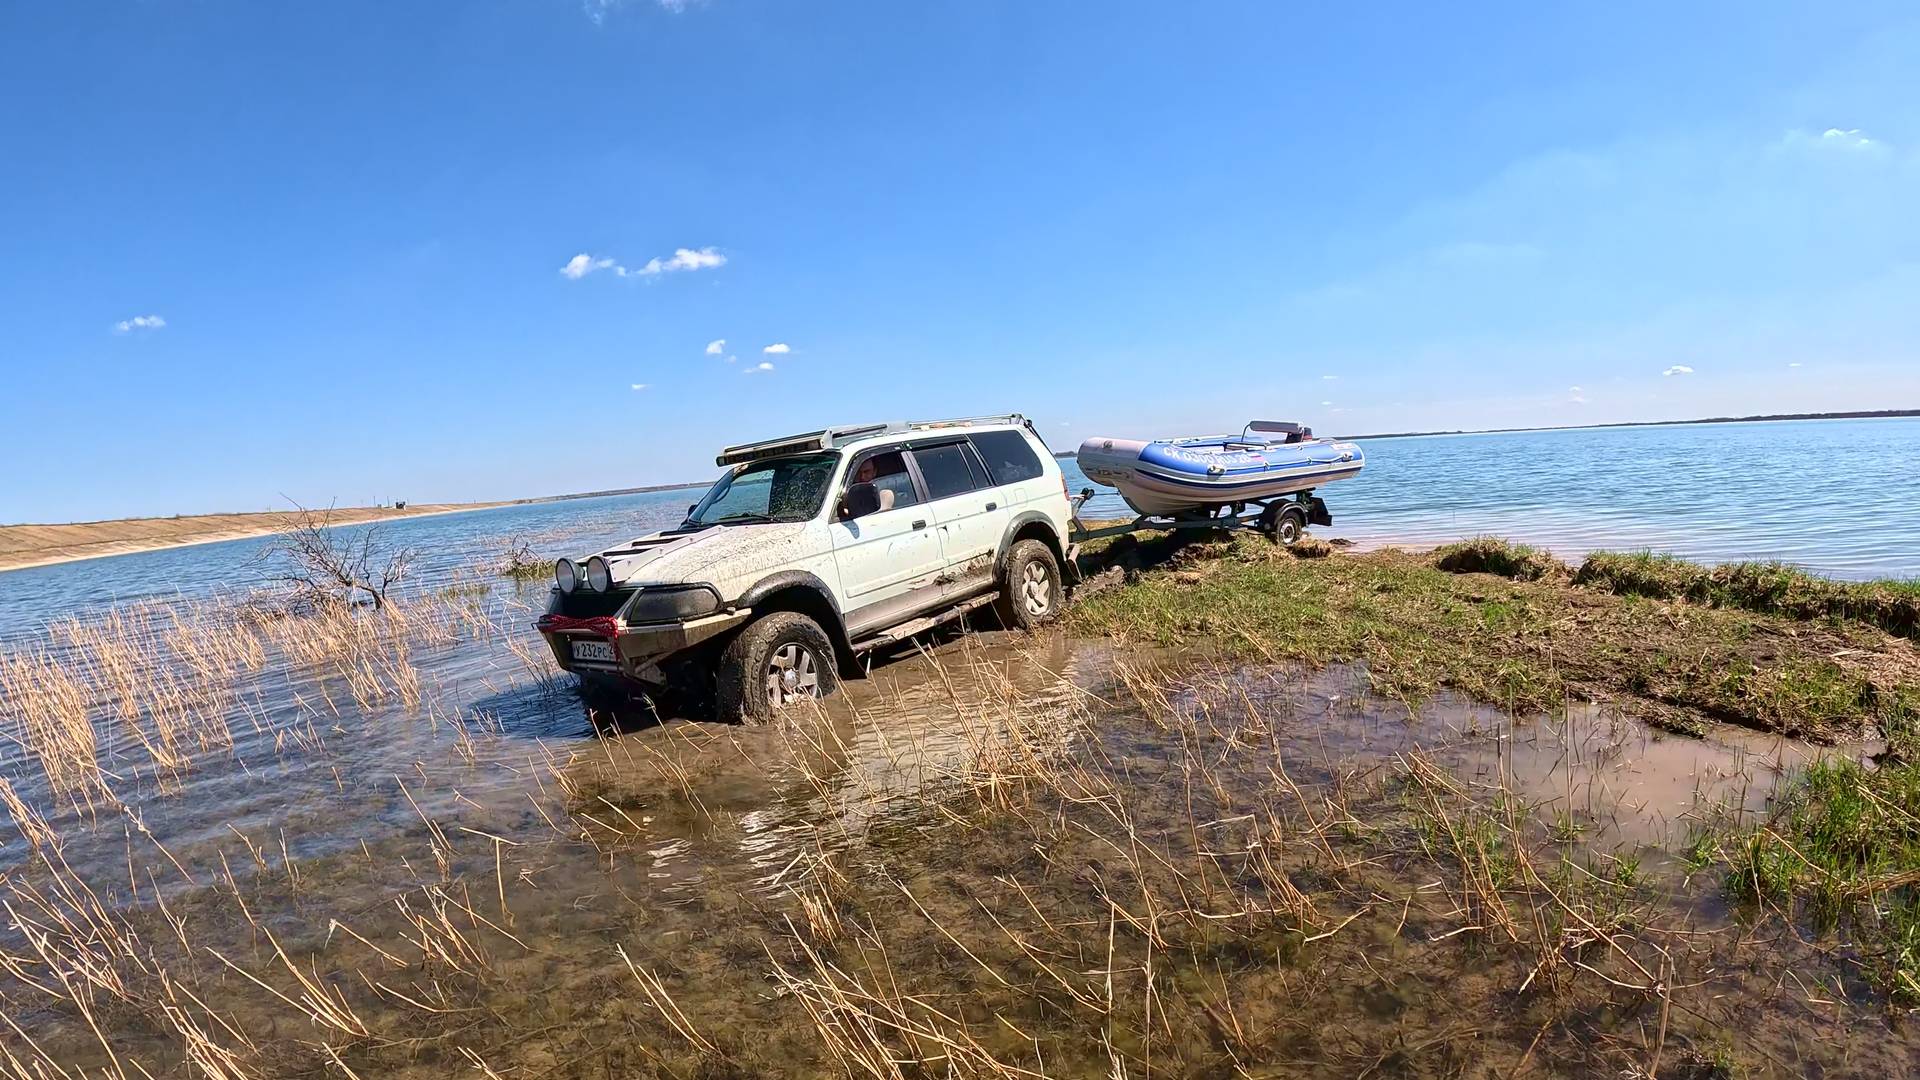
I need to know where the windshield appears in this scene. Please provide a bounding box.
[685,452,839,526]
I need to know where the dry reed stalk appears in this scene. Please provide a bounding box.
[617,945,720,1055]
[0,778,61,859]
[0,649,110,812]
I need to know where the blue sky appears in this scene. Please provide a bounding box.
[3,1,1917,521]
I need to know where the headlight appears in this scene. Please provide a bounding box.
[585,556,613,593]
[624,584,722,623]
[555,558,579,594]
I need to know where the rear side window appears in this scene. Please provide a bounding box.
[912,443,984,500]
[969,429,1045,484]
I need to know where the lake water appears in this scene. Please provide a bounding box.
[3,417,1917,640]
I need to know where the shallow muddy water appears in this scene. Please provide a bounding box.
[3,577,1913,1078]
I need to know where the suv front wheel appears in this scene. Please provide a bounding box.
[995,539,1064,631]
[715,611,839,724]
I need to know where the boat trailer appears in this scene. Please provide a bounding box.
[1063,487,1332,577]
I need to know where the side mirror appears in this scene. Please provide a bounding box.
[842,482,881,520]
[687,504,698,517]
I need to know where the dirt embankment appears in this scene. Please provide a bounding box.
[0,503,503,573]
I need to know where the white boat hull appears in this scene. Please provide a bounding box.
[1077,434,1364,518]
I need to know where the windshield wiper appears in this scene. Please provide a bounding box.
[704,513,777,526]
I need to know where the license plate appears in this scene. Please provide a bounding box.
[571,639,616,663]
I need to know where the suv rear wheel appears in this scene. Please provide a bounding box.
[995,539,1063,630]
[715,611,838,724]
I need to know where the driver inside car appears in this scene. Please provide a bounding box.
[845,453,915,517]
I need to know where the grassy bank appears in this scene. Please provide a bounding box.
[1070,533,1920,745]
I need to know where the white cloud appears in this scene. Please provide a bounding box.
[705,339,725,356]
[1320,374,1339,381]
[1568,385,1583,392]
[1662,365,1694,376]
[763,342,791,355]
[630,383,649,391]
[635,247,726,276]
[583,0,687,25]
[1788,362,1803,368]
[745,361,775,374]
[560,246,726,281]
[114,314,166,333]
[1777,127,1885,156]
[560,254,614,279]
[1319,400,1334,406]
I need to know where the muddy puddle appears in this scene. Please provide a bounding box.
[2,599,1913,1078]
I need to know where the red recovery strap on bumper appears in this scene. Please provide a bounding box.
[534,614,620,638]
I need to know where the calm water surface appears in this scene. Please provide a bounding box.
[1070,416,1920,579]
[4,417,1917,639]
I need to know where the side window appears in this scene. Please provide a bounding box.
[959,442,994,489]
[968,430,1045,485]
[911,443,983,500]
[839,448,921,519]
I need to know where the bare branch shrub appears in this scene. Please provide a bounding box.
[258,504,413,612]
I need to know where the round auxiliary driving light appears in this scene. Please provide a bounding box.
[555,558,579,594]
[585,555,613,593]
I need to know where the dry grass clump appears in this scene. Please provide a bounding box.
[1286,534,1334,559]
[1432,535,1563,581]
[495,536,550,582]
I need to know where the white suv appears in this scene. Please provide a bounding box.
[537,415,1074,722]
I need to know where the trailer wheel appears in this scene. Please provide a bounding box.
[1268,506,1306,546]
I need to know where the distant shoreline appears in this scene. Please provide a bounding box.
[1341,408,1920,441]
[1050,408,1919,456]
[0,482,710,575]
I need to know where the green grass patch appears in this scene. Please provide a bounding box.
[1723,757,1920,1002]
[1069,534,1917,744]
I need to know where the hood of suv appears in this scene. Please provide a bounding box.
[592,521,816,592]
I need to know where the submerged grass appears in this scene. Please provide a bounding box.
[1069,533,1920,744]
[1726,756,1920,1003]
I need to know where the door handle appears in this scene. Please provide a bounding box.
[912,519,927,530]
[985,502,997,511]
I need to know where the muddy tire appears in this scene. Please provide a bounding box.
[714,611,838,724]
[1267,506,1306,546]
[995,539,1064,631]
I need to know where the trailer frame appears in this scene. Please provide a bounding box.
[1063,487,1333,581]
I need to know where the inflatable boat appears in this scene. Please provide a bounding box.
[1076,421,1364,518]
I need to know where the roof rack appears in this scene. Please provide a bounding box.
[906,413,1028,431]
[715,415,1031,466]
[715,422,889,466]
